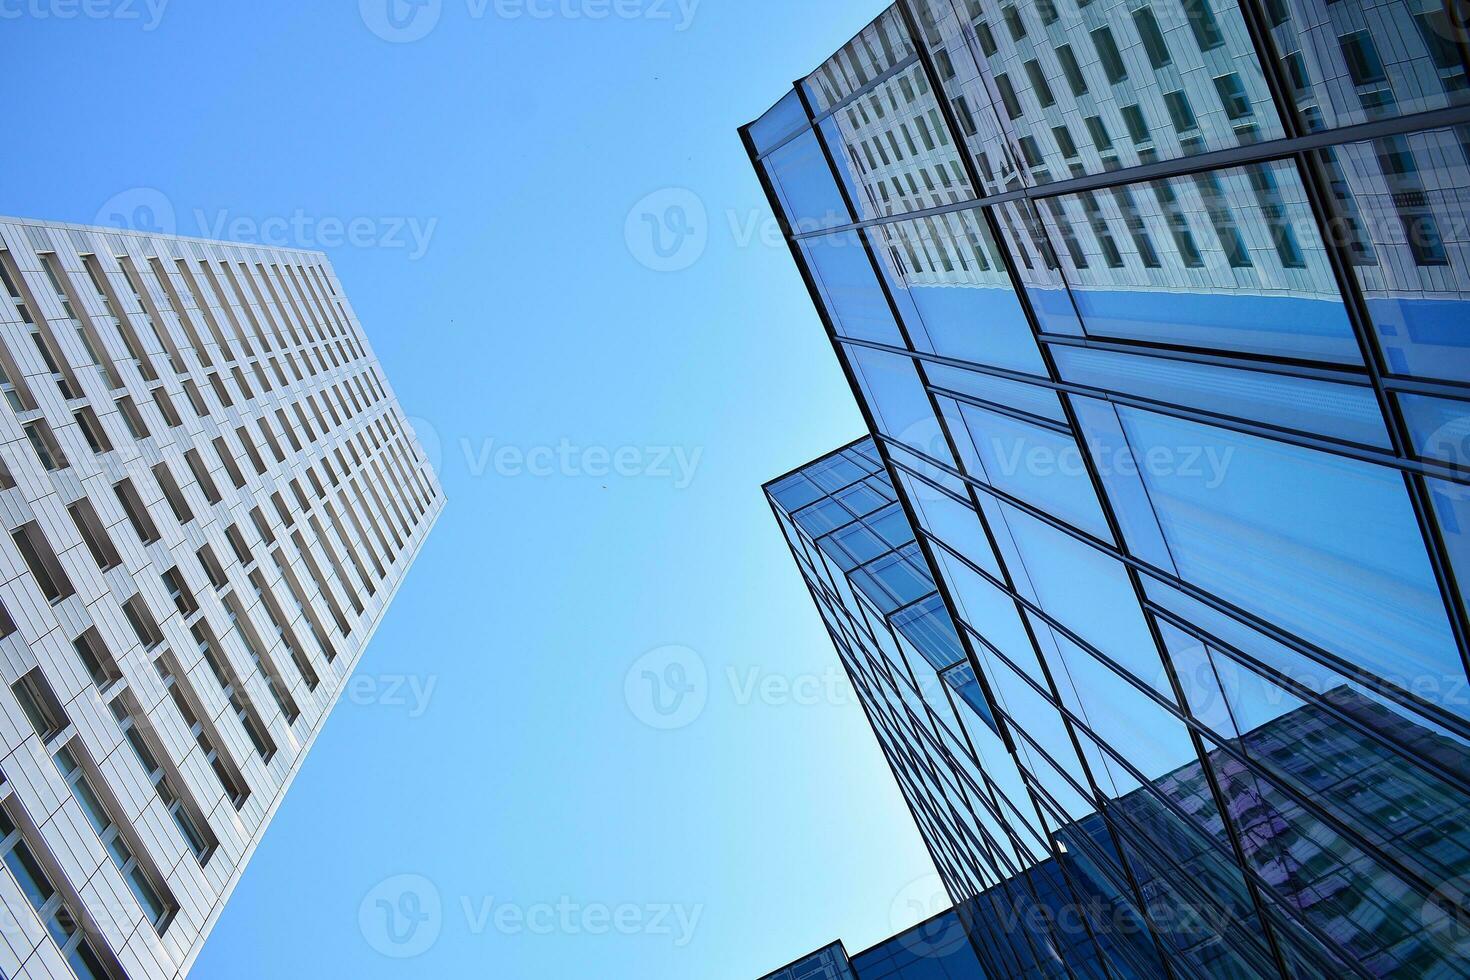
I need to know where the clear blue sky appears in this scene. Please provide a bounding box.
[1,1,939,977]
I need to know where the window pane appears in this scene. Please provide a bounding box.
[1266,0,1469,130]
[1036,162,1362,363]
[800,232,906,346]
[865,209,1050,375]
[1053,343,1392,447]
[1120,408,1462,709]
[1322,129,1470,383]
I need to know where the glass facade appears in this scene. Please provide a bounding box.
[747,2,1470,976]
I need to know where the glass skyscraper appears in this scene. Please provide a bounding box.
[748,1,1470,976]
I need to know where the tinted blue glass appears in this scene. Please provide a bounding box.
[1000,505,1168,697]
[748,90,809,154]
[847,346,952,461]
[866,209,1048,375]
[893,594,964,670]
[1120,408,1462,708]
[768,473,824,511]
[762,129,852,232]
[1427,477,1470,646]
[809,454,870,492]
[1043,163,1362,364]
[924,363,1064,421]
[950,401,1112,540]
[830,523,888,568]
[941,663,999,736]
[1053,344,1392,448]
[805,235,907,345]
[895,469,1003,579]
[1401,393,1470,467]
[836,481,889,517]
[795,497,854,536]
[869,503,916,548]
[1068,396,1175,570]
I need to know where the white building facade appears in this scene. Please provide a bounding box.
[0,217,442,979]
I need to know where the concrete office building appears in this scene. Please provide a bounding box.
[0,217,441,979]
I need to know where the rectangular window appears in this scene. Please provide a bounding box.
[160,566,198,617]
[1213,73,1252,119]
[214,437,247,489]
[1182,0,1224,51]
[185,449,222,504]
[1339,31,1387,85]
[122,594,163,649]
[1121,104,1151,144]
[114,478,160,544]
[1092,27,1127,84]
[1085,115,1113,150]
[13,522,74,603]
[1053,125,1079,159]
[1056,44,1088,96]
[224,523,253,566]
[1003,4,1026,40]
[23,420,67,472]
[1024,59,1055,107]
[197,543,228,590]
[1164,90,1198,132]
[237,427,267,476]
[152,462,193,525]
[73,407,112,454]
[150,387,182,428]
[975,20,998,56]
[12,669,67,741]
[68,498,121,570]
[72,627,121,688]
[1133,7,1171,68]
[182,379,209,418]
[116,395,149,440]
[995,73,1023,119]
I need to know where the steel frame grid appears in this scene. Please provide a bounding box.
[742,0,1470,976]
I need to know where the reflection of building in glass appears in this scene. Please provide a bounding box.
[768,443,1470,976]
[0,216,442,979]
[747,1,1470,976]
